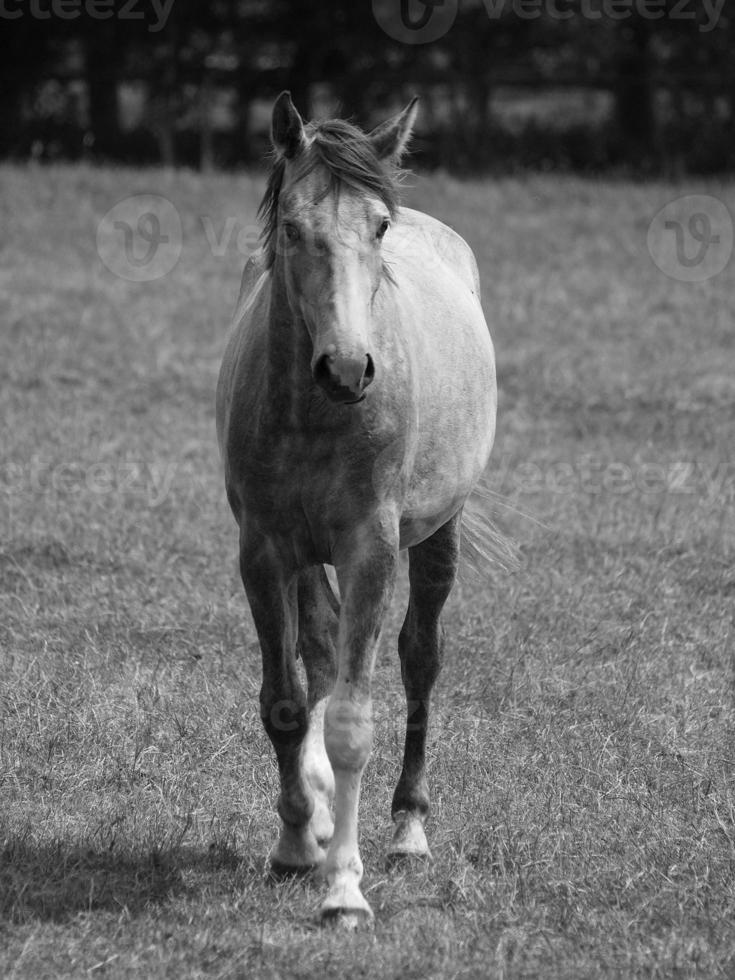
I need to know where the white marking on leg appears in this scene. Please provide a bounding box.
[303,697,335,844]
[320,686,373,921]
[389,811,432,861]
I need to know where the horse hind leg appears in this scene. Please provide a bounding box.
[389,510,462,863]
[297,565,338,847]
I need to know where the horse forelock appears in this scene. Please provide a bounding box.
[258,118,402,268]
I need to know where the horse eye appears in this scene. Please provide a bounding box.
[283,223,300,242]
[376,218,390,241]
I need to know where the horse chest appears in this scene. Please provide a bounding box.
[237,425,378,533]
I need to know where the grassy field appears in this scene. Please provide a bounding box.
[1,162,734,978]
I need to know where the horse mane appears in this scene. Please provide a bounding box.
[257,118,402,268]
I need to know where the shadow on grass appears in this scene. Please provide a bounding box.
[0,839,248,923]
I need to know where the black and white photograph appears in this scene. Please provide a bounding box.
[1,1,733,975]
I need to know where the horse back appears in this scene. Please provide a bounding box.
[396,207,482,299]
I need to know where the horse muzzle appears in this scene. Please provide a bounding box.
[313,350,375,404]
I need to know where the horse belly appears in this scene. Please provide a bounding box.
[400,301,496,546]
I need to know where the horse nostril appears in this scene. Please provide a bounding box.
[363,354,375,388]
[313,353,332,389]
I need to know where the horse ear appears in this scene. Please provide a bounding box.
[368,97,419,163]
[271,91,306,159]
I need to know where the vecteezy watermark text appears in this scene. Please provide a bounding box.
[372,0,725,44]
[97,190,735,289]
[96,194,264,281]
[1,458,178,508]
[0,0,176,32]
[96,193,469,283]
[490,453,735,501]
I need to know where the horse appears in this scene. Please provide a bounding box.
[216,92,497,926]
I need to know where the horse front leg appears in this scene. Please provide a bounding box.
[297,566,338,847]
[320,525,398,925]
[240,536,324,874]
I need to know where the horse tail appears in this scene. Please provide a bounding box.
[460,478,520,580]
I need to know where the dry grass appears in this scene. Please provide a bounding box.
[1,163,734,978]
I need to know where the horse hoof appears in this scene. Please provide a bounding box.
[385,847,432,870]
[321,909,373,931]
[268,829,325,878]
[319,881,374,928]
[387,813,432,866]
[268,858,322,880]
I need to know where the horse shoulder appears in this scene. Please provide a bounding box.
[397,207,482,299]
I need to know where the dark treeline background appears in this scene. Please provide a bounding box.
[1,0,732,175]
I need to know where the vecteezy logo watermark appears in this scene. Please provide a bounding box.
[373,0,726,41]
[647,194,733,283]
[97,194,182,282]
[0,0,176,32]
[372,0,458,44]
